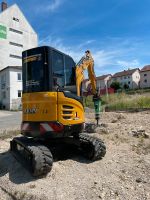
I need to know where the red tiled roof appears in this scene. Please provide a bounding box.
[112,68,139,78]
[96,74,111,80]
[83,74,111,82]
[141,65,150,72]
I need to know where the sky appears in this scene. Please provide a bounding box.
[6,0,150,76]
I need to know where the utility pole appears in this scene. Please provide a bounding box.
[105,80,109,100]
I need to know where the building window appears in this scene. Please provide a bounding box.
[124,76,126,79]
[2,91,6,99]
[128,76,130,78]
[9,42,23,47]
[13,17,19,22]
[10,54,22,59]
[1,83,5,89]
[17,73,22,81]
[18,90,22,98]
[144,79,147,83]
[128,81,130,84]
[9,28,23,34]
[144,74,147,77]
[1,74,6,83]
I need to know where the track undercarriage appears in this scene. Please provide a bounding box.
[10,133,106,177]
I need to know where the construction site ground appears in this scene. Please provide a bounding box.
[0,110,150,200]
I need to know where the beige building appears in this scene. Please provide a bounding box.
[96,74,112,89]
[82,74,112,94]
[82,79,91,94]
[140,65,150,88]
[111,68,140,89]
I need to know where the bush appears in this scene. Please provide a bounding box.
[110,81,121,91]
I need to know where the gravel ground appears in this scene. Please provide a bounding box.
[0,111,150,200]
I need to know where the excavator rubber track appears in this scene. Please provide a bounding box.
[10,137,53,177]
[78,133,106,160]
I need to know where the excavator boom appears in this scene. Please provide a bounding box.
[75,52,96,96]
[75,50,101,125]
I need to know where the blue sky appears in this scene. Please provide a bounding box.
[7,0,150,76]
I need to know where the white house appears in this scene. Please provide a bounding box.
[96,74,112,90]
[0,66,22,110]
[82,74,112,95]
[140,65,150,88]
[0,1,38,110]
[111,68,140,89]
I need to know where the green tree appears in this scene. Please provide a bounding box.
[123,83,129,90]
[110,81,121,91]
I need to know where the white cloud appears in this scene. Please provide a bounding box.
[40,35,118,66]
[78,40,96,49]
[35,0,64,13]
[39,35,84,61]
[47,0,63,12]
[39,35,142,76]
[93,50,120,67]
[116,59,140,68]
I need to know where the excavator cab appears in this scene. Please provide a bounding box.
[10,46,106,177]
[21,46,84,138]
[23,46,76,94]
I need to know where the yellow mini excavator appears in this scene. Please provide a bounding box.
[10,46,106,176]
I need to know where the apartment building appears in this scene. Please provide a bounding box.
[111,68,140,89]
[82,74,112,96]
[140,65,150,88]
[96,74,112,89]
[0,2,38,110]
[0,2,38,70]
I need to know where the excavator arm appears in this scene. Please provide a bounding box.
[75,51,96,96]
[75,51,101,125]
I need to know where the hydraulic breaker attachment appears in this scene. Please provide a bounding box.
[93,94,101,126]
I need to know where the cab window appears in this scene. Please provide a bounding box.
[52,51,64,87]
[65,56,76,86]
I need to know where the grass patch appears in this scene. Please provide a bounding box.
[0,130,20,140]
[83,96,94,108]
[83,92,150,111]
[83,95,106,109]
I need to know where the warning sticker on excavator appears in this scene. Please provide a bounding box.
[23,54,42,64]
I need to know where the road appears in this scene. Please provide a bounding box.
[0,111,21,131]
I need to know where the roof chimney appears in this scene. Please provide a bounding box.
[1,1,7,12]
